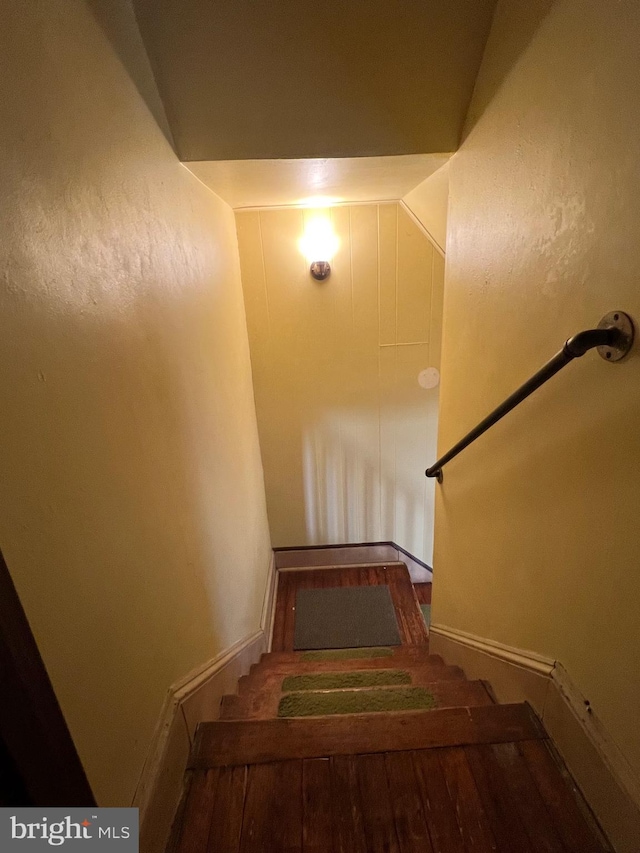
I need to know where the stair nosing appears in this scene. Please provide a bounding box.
[192,703,545,767]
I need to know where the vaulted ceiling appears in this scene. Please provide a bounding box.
[134,0,497,163]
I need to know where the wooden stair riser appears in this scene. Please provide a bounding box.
[257,646,441,667]
[246,654,451,679]
[191,704,546,768]
[220,678,493,721]
[238,663,465,696]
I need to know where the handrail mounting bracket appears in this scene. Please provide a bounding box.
[597,311,634,362]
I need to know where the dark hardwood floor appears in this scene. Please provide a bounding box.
[414,581,432,605]
[180,724,606,853]
[271,564,429,651]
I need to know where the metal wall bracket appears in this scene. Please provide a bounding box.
[597,311,635,362]
[310,261,331,281]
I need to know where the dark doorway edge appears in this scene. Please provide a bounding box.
[0,549,95,806]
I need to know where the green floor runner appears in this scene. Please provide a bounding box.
[282,669,411,692]
[278,687,436,717]
[420,604,431,627]
[300,647,393,661]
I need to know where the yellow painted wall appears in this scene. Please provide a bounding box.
[0,0,271,805]
[236,204,444,564]
[402,162,450,254]
[436,0,640,780]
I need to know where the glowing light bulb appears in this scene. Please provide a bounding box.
[298,217,340,265]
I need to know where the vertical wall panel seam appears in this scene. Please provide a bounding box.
[394,202,399,347]
[393,204,399,537]
[348,206,361,542]
[376,204,383,539]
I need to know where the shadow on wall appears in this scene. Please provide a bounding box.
[86,0,176,149]
[462,0,556,141]
[299,392,439,564]
[2,242,258,800]
[0,0,270,806]
[236,203,445,567]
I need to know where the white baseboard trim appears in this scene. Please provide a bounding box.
[430,622,555,676]
[131,688,180,820]
[551,662,640,811]
[430,622,640,852]
[171,629,265,707]
[135,551,277,853]
[167,630,261,705]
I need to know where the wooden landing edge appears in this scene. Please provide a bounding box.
[190,702,545,769]
[274,542,433,582]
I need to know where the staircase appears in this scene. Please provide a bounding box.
[168,573,609,852]
[219,646,492,722]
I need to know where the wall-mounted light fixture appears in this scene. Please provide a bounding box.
[299,216,339,281]
[309,260,331,281]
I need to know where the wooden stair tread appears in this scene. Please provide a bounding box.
[173,741,608,853]
[220,678,494,721]
[169,561,609,853]
[191,702,545,768]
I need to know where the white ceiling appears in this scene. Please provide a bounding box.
[186,154,451,209]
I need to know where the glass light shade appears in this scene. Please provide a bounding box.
[298,216,339,264]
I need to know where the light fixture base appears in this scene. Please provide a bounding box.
[310,261,331,281]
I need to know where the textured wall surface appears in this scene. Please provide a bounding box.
[237,203,444,563]
[436,0,640,780]
[0,0,271,805]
